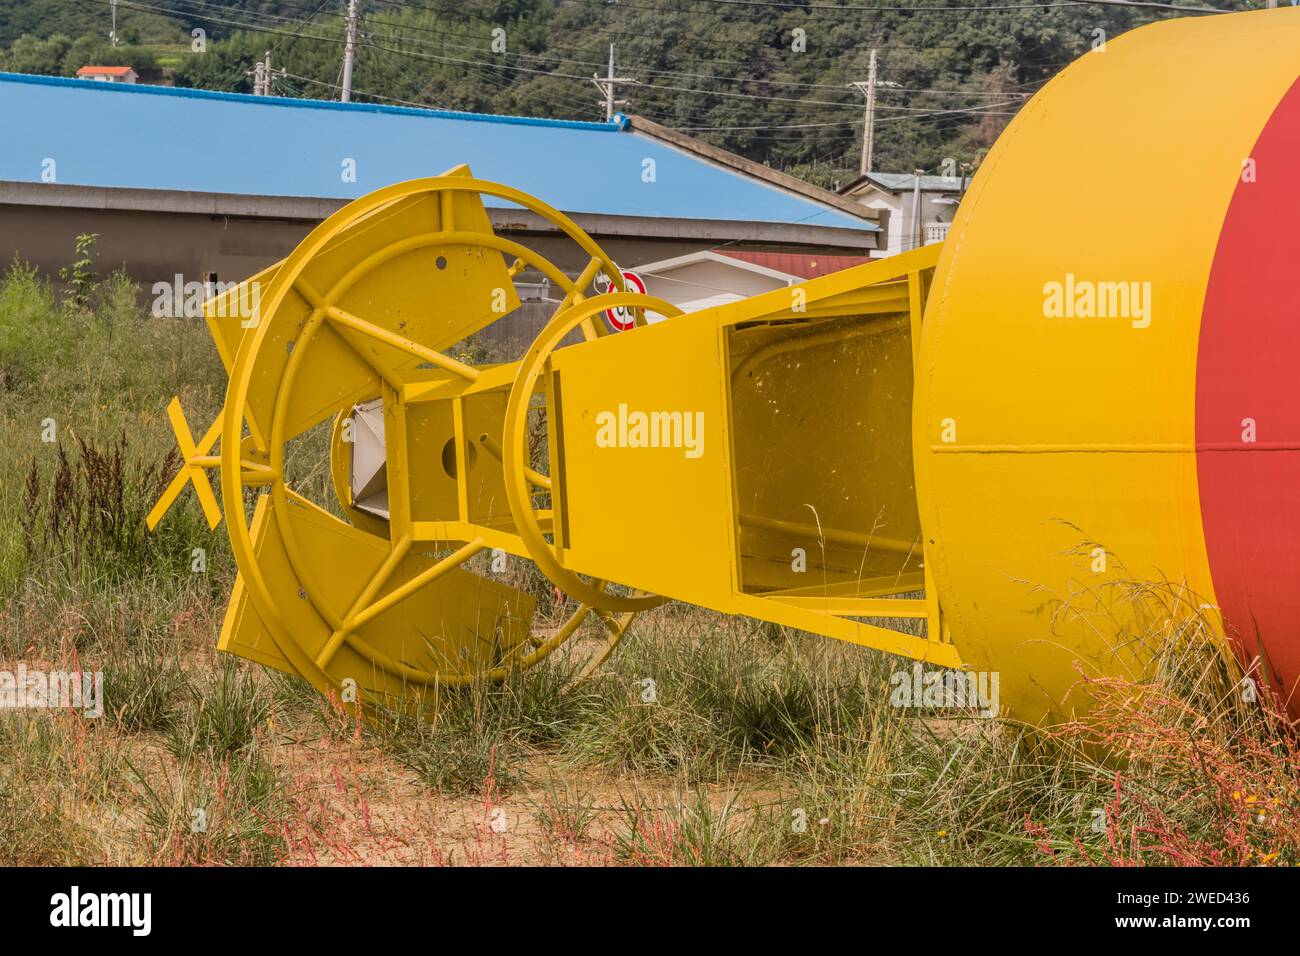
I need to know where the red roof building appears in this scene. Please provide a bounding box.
[712,250,871,280]
[76,66,138,84]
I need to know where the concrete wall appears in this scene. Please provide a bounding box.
[0,182,875,288]
[0,185,877,360]
[0,202,721,289]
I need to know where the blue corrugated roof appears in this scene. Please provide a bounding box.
[0,72,872,231]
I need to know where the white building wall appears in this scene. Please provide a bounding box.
[636,260,789,313]
[848,189,957,256]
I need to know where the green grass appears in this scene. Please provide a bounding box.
[0,251,1295,867]
[166,660,270,760]
[131,748,289,866]
[374,660,582,795]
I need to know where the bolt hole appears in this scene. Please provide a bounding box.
[435,256,447,270]
[441,437,477,479]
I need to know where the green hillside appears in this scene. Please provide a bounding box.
[0,0,1247,185]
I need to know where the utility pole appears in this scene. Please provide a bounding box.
[910,168,924,250]
[850,52,899,176]
[341,0,359,103]
[249,53,282,95]
[591,45,635,121]
[850,50,878,176]
[110,0,118,46]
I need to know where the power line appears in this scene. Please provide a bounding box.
[105,0,1068,115]
[266,0,337,60]
[685,97,1020,132]
[353,0,1234,101]
[358,11,1038,107]
[876,98,1024,121]
[280,69,446,109]
[358,1,1043,92]
[1064,0,1223,10]
[556,0,1215,15]
[120,0,334,34]
[90,0,1091,162]
[97,0,605,113]
[357,7,860,92]
[101,0,344,45]
[556,0,1132,16]
[114,0,1051,125]
[356,34,1025,116]
[884,86,1033,97]
[679,120,862,130]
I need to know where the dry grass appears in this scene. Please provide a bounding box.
[0,253,1295,867]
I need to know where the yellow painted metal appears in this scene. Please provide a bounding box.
[501,291,682,614]
[528,245,959,667]
[145,397,222,531]
[148,10,1300,726]
[153,200,961,717]
[150,161,965,718]
[914,9,1300,726]
[150,165,667,715]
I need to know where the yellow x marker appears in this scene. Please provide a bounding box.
[146,397,223,531]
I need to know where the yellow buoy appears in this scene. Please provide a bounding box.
[149,8,1300,724]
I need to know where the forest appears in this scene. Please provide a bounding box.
[0,0,1242,187]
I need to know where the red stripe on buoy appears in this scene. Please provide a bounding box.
[1196,76,1300,716]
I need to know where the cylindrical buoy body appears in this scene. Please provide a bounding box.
[916,8,1300,722]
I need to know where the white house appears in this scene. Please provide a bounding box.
[838,172,965,256]
[75,65,139,84]
[628,248,871,314]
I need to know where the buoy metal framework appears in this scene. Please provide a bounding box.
[148,8,1300,723]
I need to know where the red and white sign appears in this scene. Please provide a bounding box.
[603,270,646,331]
